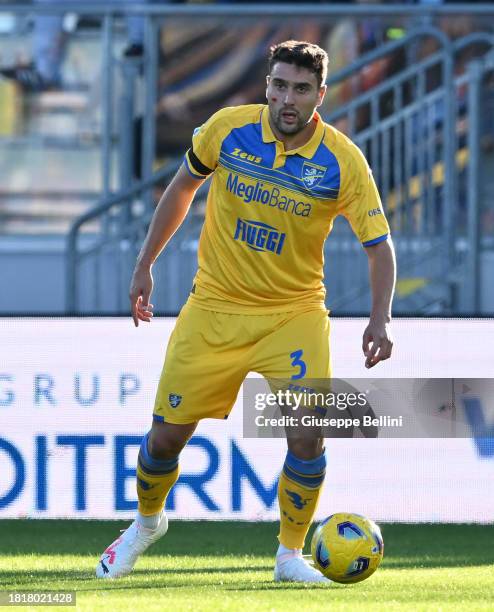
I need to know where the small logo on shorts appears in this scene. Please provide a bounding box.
[168,394,182,408]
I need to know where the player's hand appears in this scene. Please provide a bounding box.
[129,264,154,327]
[362,318,393,369]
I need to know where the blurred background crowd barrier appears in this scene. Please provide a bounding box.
[0,2,493,315]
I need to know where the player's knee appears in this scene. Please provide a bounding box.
[148,432,184,459]
[148,421,196,459]
[287,438,325,460]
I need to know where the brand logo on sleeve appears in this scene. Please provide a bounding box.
[368,208,382,217]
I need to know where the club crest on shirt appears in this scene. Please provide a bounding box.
[168,394,182,408]
[301,162,326,188]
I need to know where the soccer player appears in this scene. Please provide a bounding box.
[96,40,395,583]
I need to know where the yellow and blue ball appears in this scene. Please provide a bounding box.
[311,512,384,583]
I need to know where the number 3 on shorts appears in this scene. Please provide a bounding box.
[290,349,307,380]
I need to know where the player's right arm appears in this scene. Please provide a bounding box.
[130,164,204,327]
[130,108,227,326]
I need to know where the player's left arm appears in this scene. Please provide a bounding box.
[362,238,396,369]
[336,144,396,368]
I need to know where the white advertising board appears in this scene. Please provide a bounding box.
[0,317,493,521]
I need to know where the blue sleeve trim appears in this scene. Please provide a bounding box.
[363,234,388,247]
[183,156,206,180]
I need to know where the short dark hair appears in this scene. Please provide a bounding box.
[268,40,328,88]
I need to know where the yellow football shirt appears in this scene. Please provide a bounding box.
[184,104,390,314]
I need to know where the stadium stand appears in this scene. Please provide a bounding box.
[0,3,493,315]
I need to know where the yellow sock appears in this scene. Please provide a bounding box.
[136,433,179,516]
[278,450,326,549]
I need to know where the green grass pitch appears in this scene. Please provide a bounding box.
[0,521,493,611]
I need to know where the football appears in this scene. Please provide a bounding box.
[311,513,384,583]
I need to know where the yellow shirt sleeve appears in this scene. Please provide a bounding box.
[184,109,225,179]
[337,144,390,246]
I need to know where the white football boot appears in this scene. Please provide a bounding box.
[274,551,332,584]
[95,512,168,579]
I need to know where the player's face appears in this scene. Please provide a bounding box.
[266,62,326,136]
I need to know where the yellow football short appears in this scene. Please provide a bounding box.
[153,301,331,424]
